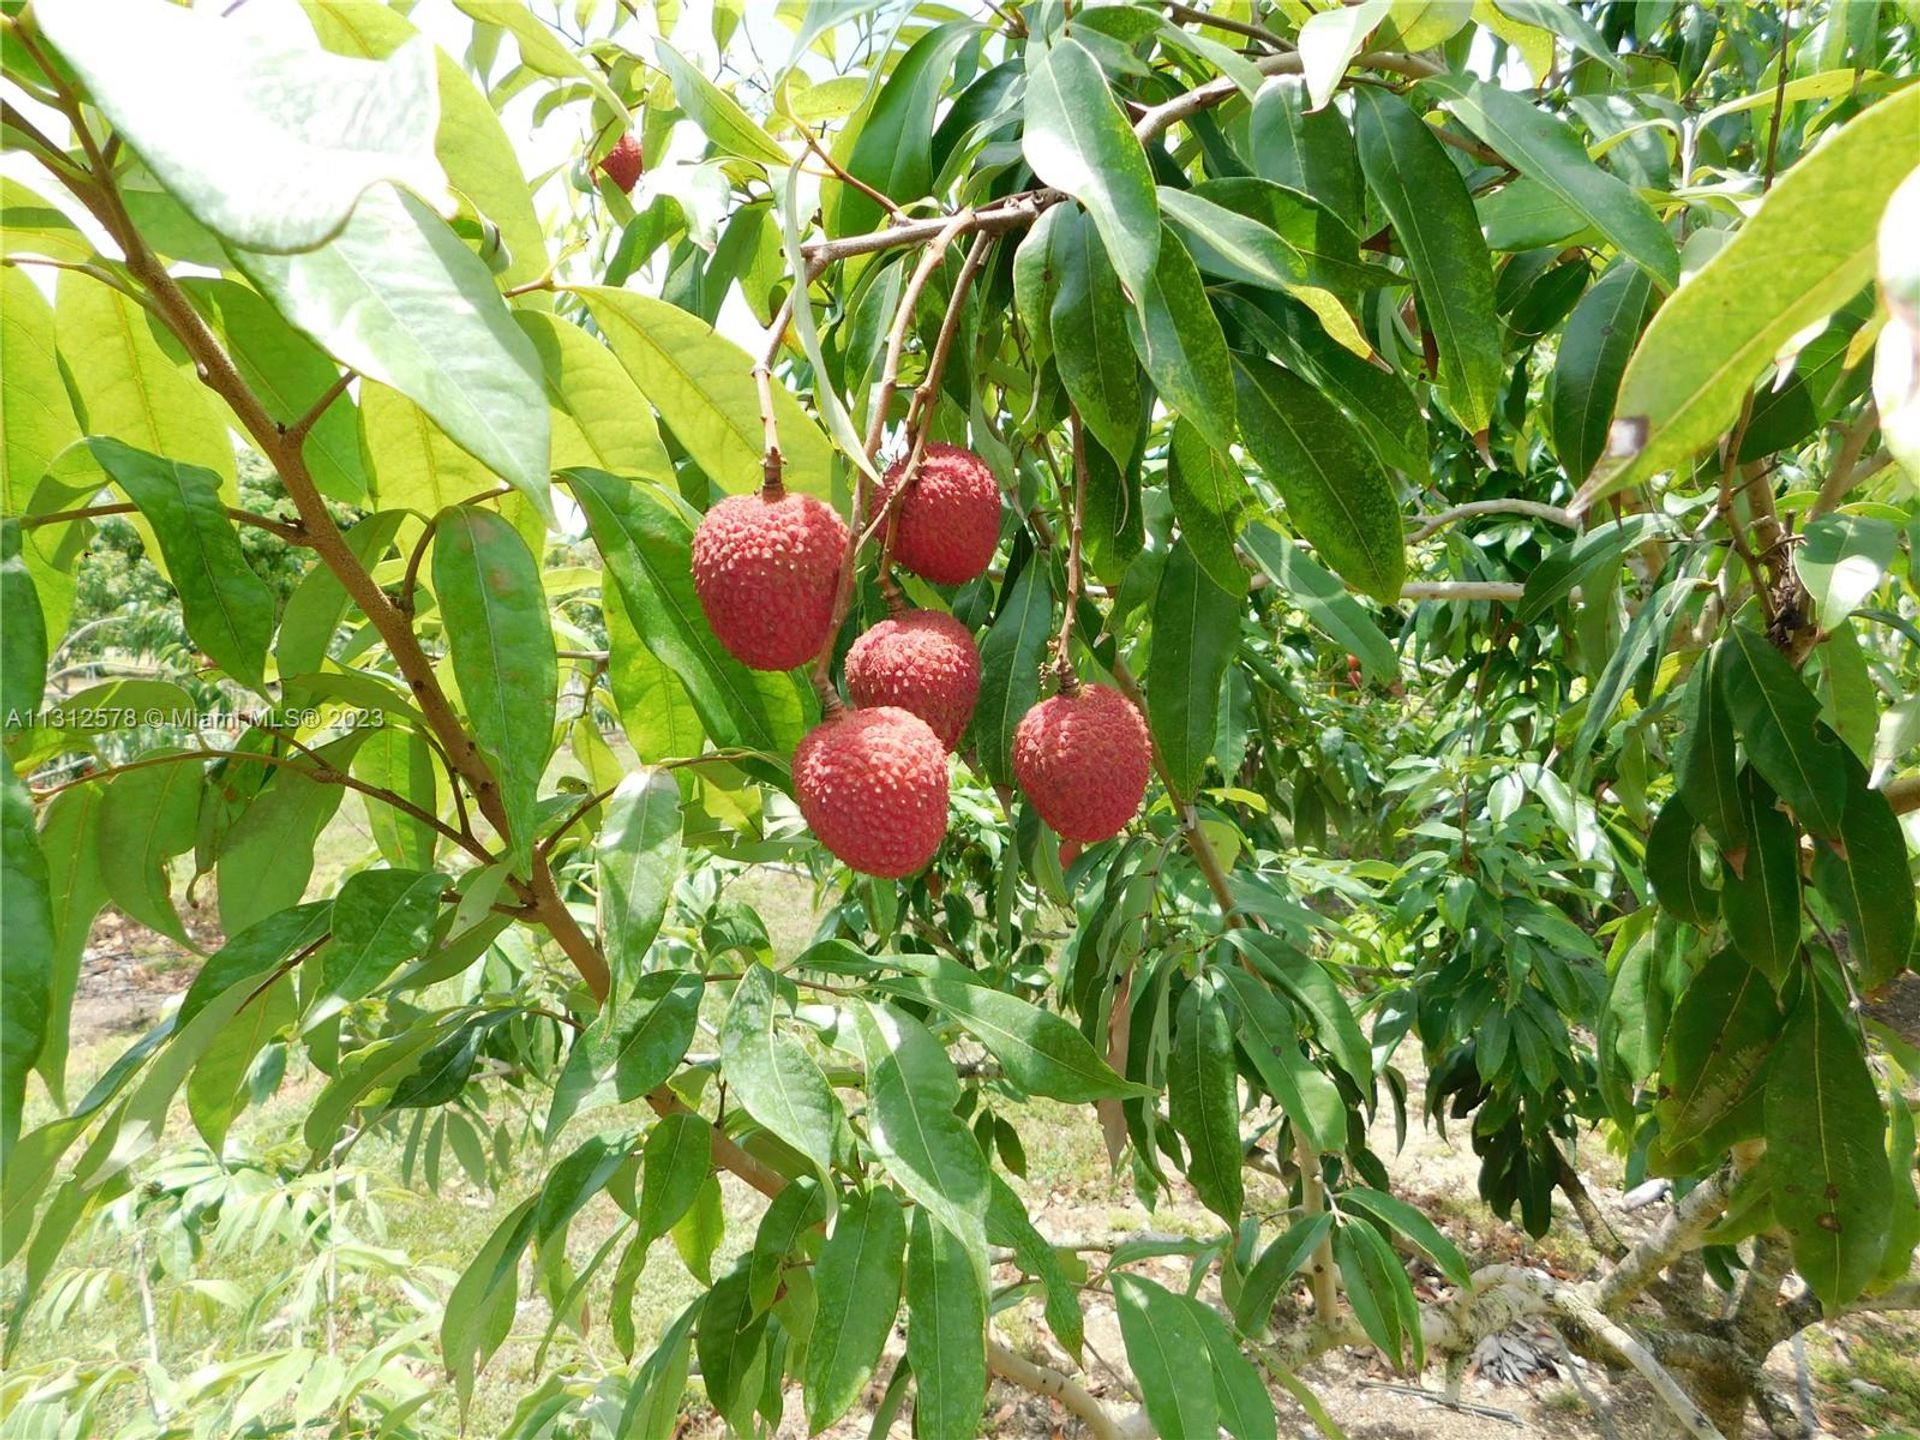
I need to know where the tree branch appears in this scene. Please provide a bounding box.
[986,1339,1126,1440]
[1409,499,1578,544]
[22,500,310,546]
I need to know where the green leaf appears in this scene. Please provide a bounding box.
[98,758,201,944]
[576,287,832,497]
[695,1262,767,1424]
[232,186,550,512]
[829,21,979,234]
[1248,76,1363,233]
[1048,205,1144,466]
[670,1173,726,1284]
[1170,975,1244,1226]
[1767,980,1894,1308]
[86,440,274,690]
[636,1110,711,1247]
[433,507,556,858]
[1147,541,1240,801]
[1570,576,1699,773]
[1338,1187,1473,1292]
[1652,949,1783,1174]
[38,1,443,252]
[1233,1212,1334,1338]
[1112,1273,1216,1440]
[1718,625,1848,839]
[1797,514,1898,630]
[1811,758,1918,990]
[596,769,683,999]
[1422,77,1678,287]
[350,724,438,872]
[180,902,331,1028]
[1233,355,1405,602]
[1125,227,1238,459]
[1012,203,1063,369]
[32,788,106,1107]
[514,311,674,487]
[0,177,94,267]
[1239,524,1396,682]
[0,267,79,515]
[1174,1291,1280,1440]
[1548,262,1657,486]
[986,1174,1084,1357]
[1,756,52,1157]
[1159,186,1306,293]
[605,592,706,762]
[1216,967,1344,1153]
[879,970,1148,1103]
[1674,646,1746,852]
[860,1005,990,1282]
[1022,37,1161,299]
[906,1207,989,1440]
[570,468,801,756]
[217,733,361,936]
[1338,1218,1418,1369]
[1351,88,1503,433]
[1647,798,1717,930]
[721,965,840,1180]
[975,557,1054,788]
[1580,84,1920,508]
[653,38,788,168]
[441,1196,537,1415]
[320,868,447,1012]
[186,973,292,1150]
[1517,513,1665,623]
[548,972,703,1140]
[275,510,404,677]
[804,1187,907,1434]
[1723,769,1802,987]
[1296,0,1392,111]
[1491,0,1627,74]
[1222,930,1371,1087]
[1168,419,1253,594]
[3,525,49,730]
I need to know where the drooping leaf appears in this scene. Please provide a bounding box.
[1652,949,1783,1174]
[433,507,556,859]
[1548,262,1657,486]
[695,1262,767,1425]
[1722,769,1802,987]
[1239,524,1396,682]
[179,902,332,1028]
[1338,1186,1474,1291]
[1296,0,1393,111]
[906,1207,989,1440]
[1216,967,1345,1153]
[974,556,1054,788]
[720,965,839,1179]
[1125,227,1237,460]
[1233,355,1405,602]
[636,1110,711,1246]
[232,186,550,511]
[1350,88,1503,433]
[1811,758,1918,990]
[441,1196,538,1414]
[1021,37,1161,299]
[31,788,106,1107]
[1112,1273,1217,1440]
[1674,645,1746,852]
[1048,205,1144,466]
[98,757,202,944]
[1718,625,1848,839]
[1767,981,1894,1308]
[1147,541,1240,801]
[804,1187,907,1434]
[1233,1212,1334,1338]
[1,756,53,1157]
[653,37,789,168]
[1582,84,1920,507]
[829,21,980,234]
[1169,974,1244,1226]
[319,868,447,1013]
[1167,419,1253,594]
[37,0,445,254]
[596,769,683,999]
[1646,798,1718,930]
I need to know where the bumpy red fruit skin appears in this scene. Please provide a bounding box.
[1013,683,1151,843]
[691,491,848,671]
[845,610,980,751]
[600,133,643,193]
[879,443,1001,585]
[794,706,950,877]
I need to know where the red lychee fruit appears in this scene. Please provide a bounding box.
[1013,683,1151,843]
[793,706,949,877]
[844,610,980,751]
[691,490,848,671]
[600,133,643,194]
[878,443,1001,585]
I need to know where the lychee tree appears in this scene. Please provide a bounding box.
[2,3,1918,1439]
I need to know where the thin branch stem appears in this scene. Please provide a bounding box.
[1409,498,1577,543]
[22,501,310,546]
[284,370,355,447]
[1806,400,1879,522]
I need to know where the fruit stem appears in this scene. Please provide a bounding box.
[751,358,786,500]
[812,671,845,718]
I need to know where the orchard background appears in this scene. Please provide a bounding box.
[2,1,1919,1437]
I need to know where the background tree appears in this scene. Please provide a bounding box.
[2,2,1918,1438]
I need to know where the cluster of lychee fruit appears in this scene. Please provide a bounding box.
[689,443,1152,878]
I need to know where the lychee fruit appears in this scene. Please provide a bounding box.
[793,706,949,877]
[1013,683,1151,843]
[600,133,643,193]
[845,610,980,751]
[878,443,1001,585]
[691,490,848,671]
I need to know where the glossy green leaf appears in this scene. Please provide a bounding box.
[1767,981,1894,1308]
[1674,645,1746,852]
[570,468,801,756]
[1022,37,1160,299]
[1216,966,1345,1153]
[804,1187,907,1433]
[1718,625,1848,839]
[879,969,1148,1103]
[1811,758,1918,990]
[276,510,404,675]
[1169,974,1244,1225]
[975,557,1054,788]
[1351,88,1502,433]
[1,756,52,1157]
[433,507,556,858]
[1339,1186,1473,1291]
[1517,513,1665,623]
[653,38,788,167]
[217,733,361,936]
[180,902,331,1028]
[636,1110,711,1247]
[515,311,674,487]
[1296,0,1392,111]
[830,21,979,234]
[1723,769,1803,986]
[39,1,442,252]
[1160,186,1305,293]
[350,724,438,872]
[597,769,683,998]
[1239,524,1397,682]
[1548,262,1657,485]
[0,267,79,515]
[233,186,550,511]
[1168,419,1251,598]
[1233,355,1405,602]
[577,287,832,497]
[547,972,703,1139]
[861,1005,990,1280]
[670,1173,725,1284]
[1112,1273,1216,1440]
[98,758,201,945]
[907,1207,988,1440]
[1582,85,1920,507]
[1047,205,1143,466]
[1797,514,1898,630]
[1423,76,1677,287]
[1652,949,1782,1174]
[1571,576,1699,771]
[1125,227,1237,459]
[86,439,274,690]
[1491,0,1627,74]
[1233,1212,1333,1338]
[320,868,447,1012]
[1148,541,1240,801]
[721,965,839,1179]
[1248,75,1363,233]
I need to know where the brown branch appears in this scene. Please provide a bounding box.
[283,369,355,447]
[1806,400,1879,522]
[22,501,310,546]
[800,124,908,222]
[1155,0,1286,51]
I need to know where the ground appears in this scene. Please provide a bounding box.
[10,809,1920,1440]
